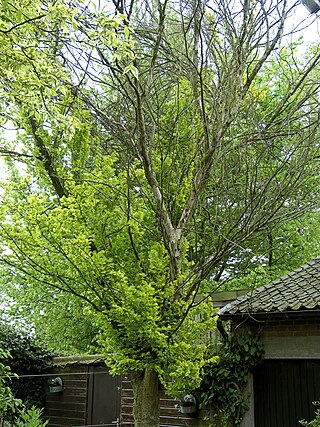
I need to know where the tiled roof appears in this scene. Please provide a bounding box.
[219,258,320,317]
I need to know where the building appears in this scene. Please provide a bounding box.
[219,258,320,427]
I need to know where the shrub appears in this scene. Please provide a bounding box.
[0,350,22,423]
[300,410,320,427]
[0,322,53,409]
[0,322,54,426]
[15,406,49,427]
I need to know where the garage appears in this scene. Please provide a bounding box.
[254,360,320,427]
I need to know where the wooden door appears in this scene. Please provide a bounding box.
[86,366,121,426]
[254,360,320,427]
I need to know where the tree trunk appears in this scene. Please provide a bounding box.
[131,369,160,427]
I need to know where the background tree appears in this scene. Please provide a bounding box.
[0,1,320,426]
[219,212,320,291]
[0,280,101,354]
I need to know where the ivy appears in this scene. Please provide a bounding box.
[199,329,264,427]
[0,322,54,418]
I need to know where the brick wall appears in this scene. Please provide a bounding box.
[236,315,320,337]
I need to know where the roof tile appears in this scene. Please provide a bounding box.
[219,258,320,316]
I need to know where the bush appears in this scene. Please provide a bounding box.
[300,410,320,427]
[0,350,22,422]
[15,406,48,427]
[0,322,54,410]
[0,323,54,426]
[0,350,49,427]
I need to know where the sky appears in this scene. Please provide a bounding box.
[287,2,320,45]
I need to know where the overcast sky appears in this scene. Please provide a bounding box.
[287,2,320,45]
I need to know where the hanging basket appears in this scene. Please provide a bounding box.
[179,394,198,415]
[48,377,64,393]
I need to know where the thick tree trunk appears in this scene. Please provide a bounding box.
[131,369,160,427]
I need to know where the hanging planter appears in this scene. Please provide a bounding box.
[179,394,198,415]
[48,376,64,393]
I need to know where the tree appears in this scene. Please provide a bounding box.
[207,211,320,292]
[0,1,320,426]
[0,277,102,354]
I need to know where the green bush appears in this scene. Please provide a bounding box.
[0,322,53,410]
[15,406,48,427]
[0,350,22,423]
[0,351,49,427]
[300,410,320,427]
[0,323,54,426]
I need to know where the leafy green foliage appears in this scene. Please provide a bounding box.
[0,157,218,395]
[0,350,22,421]
[15,406,48,427]
[97,296,218,396]
[0,322,53,412]
[300,411,320,427]
[202,212,320,293]
[0,272,102,354]
[0,353,48,426]
[22,299,100,355]
[200,330,264,427]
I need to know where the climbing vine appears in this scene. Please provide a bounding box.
[199,328,264,427]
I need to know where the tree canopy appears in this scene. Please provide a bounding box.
[0,0,320,425]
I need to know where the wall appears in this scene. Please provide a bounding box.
[43,358,208,427]
[240,315,320,359]
[44,364,89,427]
[237,313,320,427]
[44,357,120,427]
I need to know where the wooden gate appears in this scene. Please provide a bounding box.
[254,360,320,427]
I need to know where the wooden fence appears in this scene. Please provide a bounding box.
[43,356,207,427]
